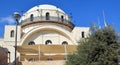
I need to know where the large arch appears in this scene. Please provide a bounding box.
[20,26,76,45]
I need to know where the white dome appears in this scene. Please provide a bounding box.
[20,4,71,25]
[27,4,65,13]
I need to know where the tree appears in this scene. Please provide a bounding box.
[66,26,119,65]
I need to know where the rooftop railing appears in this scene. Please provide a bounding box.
[21,16,74,28]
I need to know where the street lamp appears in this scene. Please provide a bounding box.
[13,12,20,65]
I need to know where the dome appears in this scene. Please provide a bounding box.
[20,4,73,27]
[26,4,65,13]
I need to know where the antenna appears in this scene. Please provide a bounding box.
[98,17,101,29]
[103,10,107,27]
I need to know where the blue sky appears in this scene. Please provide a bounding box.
[0,0,120,38]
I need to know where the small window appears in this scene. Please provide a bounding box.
[45,40,52,45]
[10,30,14,37]
[62,41,68,45]
[30,14,34,21]
[28,41,35,45]
[61,15,64,22]
[81,31,85,38]
[46,12,50,20]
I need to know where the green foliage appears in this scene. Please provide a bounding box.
[66,26,119,65]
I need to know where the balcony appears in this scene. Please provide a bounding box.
[21,60,65,65]
[21,16,75,29]
[17,44,77,62]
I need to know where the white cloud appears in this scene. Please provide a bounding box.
[0,16,15,24]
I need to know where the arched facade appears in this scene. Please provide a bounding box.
[20,26,76,45]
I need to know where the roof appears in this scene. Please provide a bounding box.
[26,4,65,13]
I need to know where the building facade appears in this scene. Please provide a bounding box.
[0,4,89,65]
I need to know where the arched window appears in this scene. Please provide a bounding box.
[46,12,50,20]
[61,15,64,22]
[45,40,52,45]
[28,41,35,45]
[81,31,85,38]
[10,30,14,37]
[30,14,34,21]
[62,41,68,45]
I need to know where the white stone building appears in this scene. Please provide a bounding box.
[0,4,89,65]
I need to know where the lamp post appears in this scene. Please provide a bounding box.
[13,12,20,65]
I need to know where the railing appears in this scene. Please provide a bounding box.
[21,16,74,28]
[21,60,65,65]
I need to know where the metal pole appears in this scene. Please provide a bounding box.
[56,8,59,21]
[15,19,18,65]
[41,9,42,20]
[13,12,20,65]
